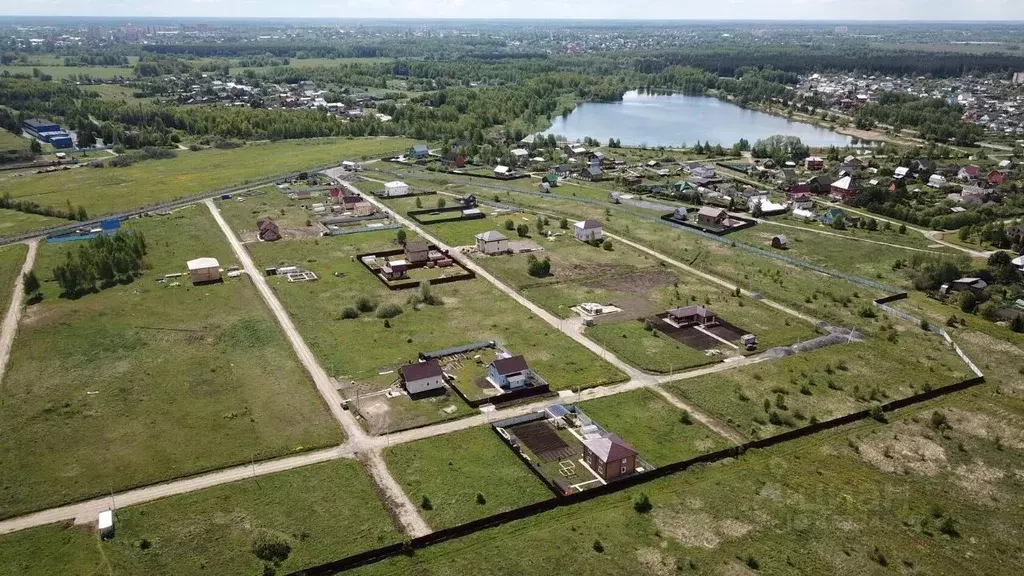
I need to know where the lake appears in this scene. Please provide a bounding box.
[544,91,853,148]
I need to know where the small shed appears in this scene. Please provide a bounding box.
[98,509,114,539]
[771,235,788,249]
[187,257,221,284]
[383,181,410,197]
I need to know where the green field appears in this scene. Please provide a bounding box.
[579,388,734,466]
[0,460,399,576]
[353,388,1024,576]
[82,84,152,102]
[4,137,415,217]
[0,243,28,311]
[243,229,626,430]
[0,130,29,151]
[0,209,70,238]
[384,427,553,530]
[0,65,133,79]
[215,187,323,240]
[669,328,972,441]
[0,208,340,519]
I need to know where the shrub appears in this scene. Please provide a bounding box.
[939,516,960,537]
[746,555,760,570]
[602,239,613,251]
[420,495,433,510]
[396,229,407,246]
[559,217,568,229]
[633,493,652,513]
[476,492,486,505]
[516,224,529,237]
[252,530,292,564]
[870,406,888,423]
[340,307,359,319]
[680,411,693,425]
[527,256,551,278]
[504,219,515,231]
[376,303,403,319]
[592,539,604,553]
[356,296,377,312]
[919,319,930,331]
[930,411,950,430]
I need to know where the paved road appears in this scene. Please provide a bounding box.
[0,446,353,535]
[0,240,38,386]
[205,200,430,537]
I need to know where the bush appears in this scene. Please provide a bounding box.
[376,303,403,319]
[870,406,888,423]
[340,307,359,319]
[680,411,693,425]
[1011,315,1024,334]
[919,319,930,331]
[958,291,977,314]
[356,296,377,312]
[476,492,486,505]
[930,410,950,430]
[527,255,551,278]
[516,223,529,237]
[745,555,760,570]
[251,530,292,564]
[633,493,652,513]
[420,495,433,510]
[503,219,515,231]
[939,516,960,537]
[602,239,613,251]
[559,217,568,229]
[592,539,604,553]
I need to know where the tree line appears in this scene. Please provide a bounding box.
[52,231,148,298]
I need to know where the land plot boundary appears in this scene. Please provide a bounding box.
[407,205,487,226]
[355,246,476,291]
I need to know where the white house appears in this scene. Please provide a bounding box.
[747,195,787,215]
[894,166,910,179]
[475,230,510,255]
[792,208,816,220]
[999,159,1014,169]
[383,181,410,197]
[574,220,603,242]
[493,165,511,177]
[928,174,947,188]
[186,257,221,284]
[400,359,446,395]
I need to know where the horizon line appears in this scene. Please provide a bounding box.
[3,16,1024,24]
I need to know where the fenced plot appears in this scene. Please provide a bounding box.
[509,421,576,463]
[648,315,721,350]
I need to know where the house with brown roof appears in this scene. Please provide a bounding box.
[666,305,717,327]
[257,219,281,242]
[399,359,446,395]
[582,434,638,481]
[488,355,532,390]
[697,206,729,226]
[404,241,430,264]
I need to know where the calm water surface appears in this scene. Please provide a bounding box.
[545,91,854,148]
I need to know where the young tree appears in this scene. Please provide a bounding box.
[559,217,568,229]
[396,229,407,246]
[22,271,40,301]
[503,219,515,231]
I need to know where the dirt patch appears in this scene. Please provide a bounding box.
[954,460,1006,501]
[586,269,676,295]
[945,408,1024,451]
[858,425,948,476]
[653,507,756,550]
[635,547,676,576]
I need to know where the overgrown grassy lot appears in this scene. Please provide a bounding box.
[578,388,735,466]
[0,243,28,310]
[0,64,132,79]
[3,137,414,217]
[215,186,327,240]
[0,208,340,519]
[0,209,69,238]
[245,230,627,402]
[353,386,1024,576]
[0,460,399,576]
[0,129,29,151]
[668,326,972,441]
[384,427,553,530]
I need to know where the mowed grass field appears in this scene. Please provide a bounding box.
[3,137,415,217]
[669,326,972,441]
[384,427,553,530]
[244,229,627,395]
[0,243,28,311]
[0,208,340,519]
[0,208,69,238]
[0,460,400,576]
[578,389,735,466]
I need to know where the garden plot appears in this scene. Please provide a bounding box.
[0,208,340,520]
[246,229,626,432]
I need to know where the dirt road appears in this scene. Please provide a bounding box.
[0,239,38,386]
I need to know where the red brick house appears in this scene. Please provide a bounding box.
[988,171,1009,186]
[582,434,638,481]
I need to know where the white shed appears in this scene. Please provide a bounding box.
[574,220,603,242]
[187,257,221,284]
[475,230,510,255]
[98,509,114,539]
[383,181,410,197]
[400,359,446,395]
[928,174,947,188]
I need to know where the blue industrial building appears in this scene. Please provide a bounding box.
[23,118,74,149]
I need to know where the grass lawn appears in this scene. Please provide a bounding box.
[4,137,415,217]
[0,243,28,310]
[579,389,735,466]
[0,207,340,519]
[0,65,133,79]
[215,187,323,240]
[384,427,553,529]
[586,321,715,373]
[668,327,972,441]
[0,208,70,238]
[0,130,29,151]
[82,84,153,102]
[245,230,627,401]
[0,459,400,576]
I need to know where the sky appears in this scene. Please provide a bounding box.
[2,0,1023,21]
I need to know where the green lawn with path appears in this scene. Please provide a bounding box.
[0,207,340,519]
